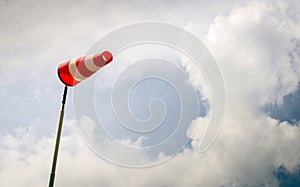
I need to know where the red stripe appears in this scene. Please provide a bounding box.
[57,61,80,86]
[76,56,94,78]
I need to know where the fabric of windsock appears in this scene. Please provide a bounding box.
[58,51,113,86]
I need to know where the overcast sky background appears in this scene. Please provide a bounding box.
[1,0,300,186]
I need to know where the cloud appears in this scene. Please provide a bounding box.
[1,117,299,187]
[1,0,300,187]
[206,0,300,107]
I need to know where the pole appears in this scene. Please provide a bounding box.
[49,85,68,187]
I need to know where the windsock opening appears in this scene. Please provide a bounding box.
[102,51,113,64]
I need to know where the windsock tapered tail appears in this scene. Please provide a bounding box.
[58,51,113,86]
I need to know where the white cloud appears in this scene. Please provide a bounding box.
[1,117,299,187]
[1,0,300,187]
[206,0,300,107]
[180,55,212,102]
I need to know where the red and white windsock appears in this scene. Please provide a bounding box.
[58,51,113,86]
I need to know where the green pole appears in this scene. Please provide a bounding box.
[49,85,68,187]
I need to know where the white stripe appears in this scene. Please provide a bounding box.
[84,55,101,72]
[68,58,87,81]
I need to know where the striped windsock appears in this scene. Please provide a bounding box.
[58,51,113,86]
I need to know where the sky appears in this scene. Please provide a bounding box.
[0,0,300,186]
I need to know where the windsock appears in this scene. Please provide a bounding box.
[58,51,113,86]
